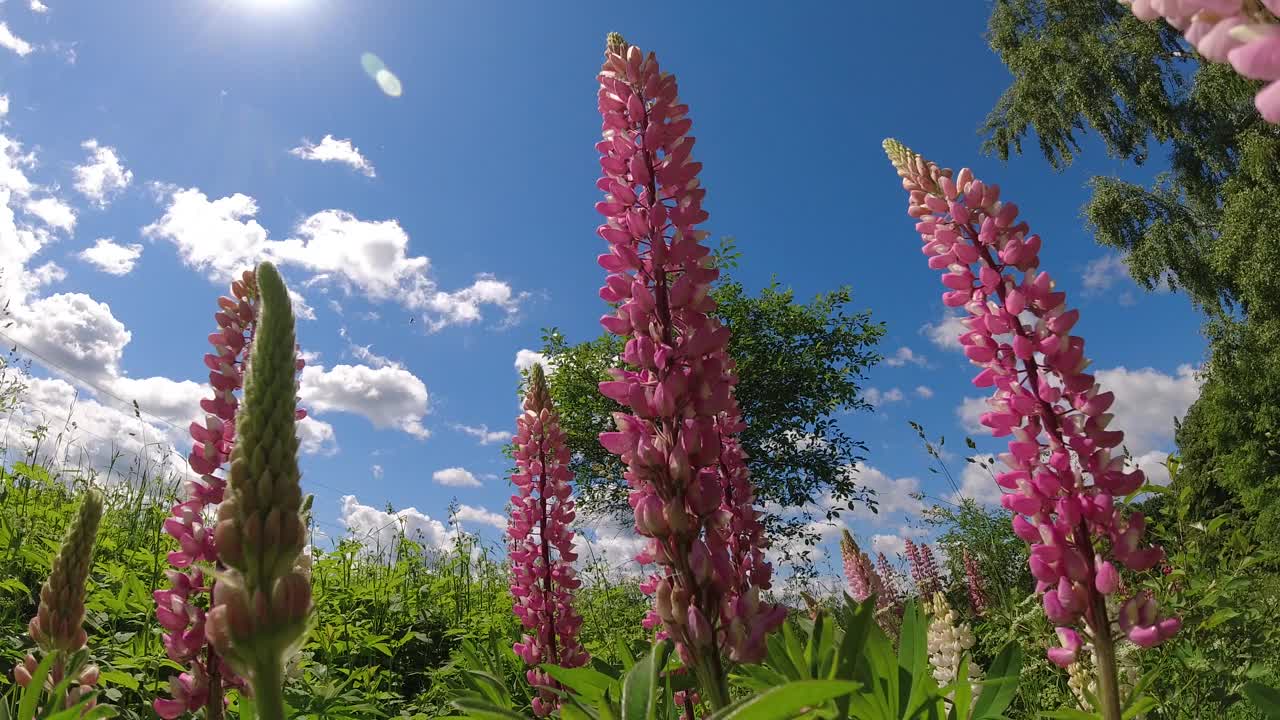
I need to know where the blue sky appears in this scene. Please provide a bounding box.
[0,1,1205,583]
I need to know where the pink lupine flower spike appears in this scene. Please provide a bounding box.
[593,33,784,708]
[885,140,1178,720]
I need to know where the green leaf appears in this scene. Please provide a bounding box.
[708,680,860,720]
[1244,682,1280,719]
[621,640,671,720]
[19,653,57,720]
[451,699,530,720]
[1202,608,1240,629]
[1122,697,1157,720]
[970,642,1022,719]
[539,665,617,702]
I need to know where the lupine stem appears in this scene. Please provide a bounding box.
[1088,585,1123,720]
[250,658,285,720]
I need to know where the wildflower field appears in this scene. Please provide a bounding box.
[1,2,1280,719]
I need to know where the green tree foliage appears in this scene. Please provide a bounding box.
[540,243,885,568]
[983,0,1280,545]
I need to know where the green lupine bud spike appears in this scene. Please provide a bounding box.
[31,489,103,653]
[208,262,310,720]
[525,363,552,412]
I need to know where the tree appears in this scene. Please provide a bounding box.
[538,242,885,570]
[982,0,1280,545]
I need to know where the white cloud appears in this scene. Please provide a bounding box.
[0,376,190,484]
[1095,365,1200,458]
[921,313,967,351]
[24,196,75,233]
[454,504,507,530]
[29,1,49,13]
[1082,254,1129,294]
[144,190,525,330]
[864,387,904,406]
[432,467,480,488]
[0,23,33,57]
[299,363,430,439]
[349,343,398,369]
[78,238,142,275]
[9,293,130,384]
[371,464,384,479]
[73,140,133,207]
[956,396,988,435]
[871,534,907,558]
[105,375,207,428]
[452,423,513,445]
[914,385,934,399]
[573,515,650,581]
[287,288,316,321]
[289,135,376,177]
[141,187,268,278]
[514,348,548,374]
[885,346,927,367]
[855,463,924,517]
[339,494,454,554]
[948,456,1003,506]
[297,416,338,456]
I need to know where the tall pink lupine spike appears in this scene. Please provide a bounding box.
[508,363,588,717]
[154,270,309,720]
[905,539,941,598]
[962,548,989,616]
[884,139,1178,719]
[1119,0,1280,122]
[592,33,783,707]
[840,530,875,602]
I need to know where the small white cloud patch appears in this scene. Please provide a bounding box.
[289,135,376,177]
[78,238,142,275]
[432,467,481,488]
[73,140,133,207]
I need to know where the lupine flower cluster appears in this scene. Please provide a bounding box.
[15,490,104,711]
[154,271,264,719]
[962,548,988,616]
[925,592,981,698]
[841,531,902,636]
[905,539,941,598]
[1121,0,1280,122]
[591,32,784,696]
[205,261,312,720]
[508,362,589,717]
[884,139,1178,712]
[840,530,879,603]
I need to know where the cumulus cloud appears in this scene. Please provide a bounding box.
[1095,365,1199,457]
[454,504,507,530]
[0,24,33,56]
[1082,254,1129,294]
[29,1,49,13]
[349,343,398,369]
[299,363,430,439]
[9,293,130,385]
[885,346,927,367]
[24,196,75,233]
[289,135,375,177]
[948,456,1003,506]
[914,385,934,399]
[78,238,142,275]
[297,416,338,456]
[432,467,480,488]
[73,140,132,207]
[573,515,650,581]
[514,348,549,374]
[452,423,513,445]
[143,189,525,330]
[871,534,907,557]
[864,387,904,407]
[956,396,988,434]
[921,313,967,351]
[340,494,454,555]
[856,463,924,517]
[371,464,384,479]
